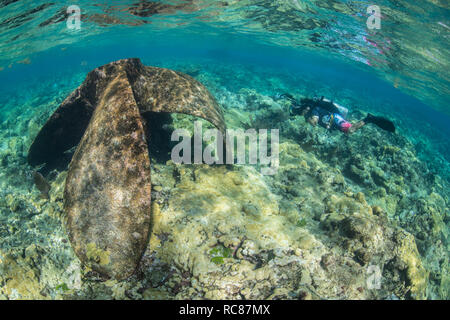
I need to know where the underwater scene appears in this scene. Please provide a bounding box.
[0,0,448,301]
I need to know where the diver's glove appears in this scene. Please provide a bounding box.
[276,93,296,102]
[274,93,283,100]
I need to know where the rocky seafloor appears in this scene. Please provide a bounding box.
[0,60,448,300]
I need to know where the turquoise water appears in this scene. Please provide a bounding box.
[0,1,448,300]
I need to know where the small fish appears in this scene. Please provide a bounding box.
[17,57,31,65]
[32,171,51,200]
[438,21,450,30]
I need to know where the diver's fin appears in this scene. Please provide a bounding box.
[364,114,395,133]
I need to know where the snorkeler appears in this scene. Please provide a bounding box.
[278,93,395,134]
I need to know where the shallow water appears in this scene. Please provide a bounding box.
[0,1,448,300]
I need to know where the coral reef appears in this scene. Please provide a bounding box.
[138,148,429,300]
[0,60,447,300]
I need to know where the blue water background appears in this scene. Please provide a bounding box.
[1,26,449,161]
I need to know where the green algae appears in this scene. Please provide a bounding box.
[55,283,70,292]
[86,243,110,266]
[296,218,307,227]
[209,245,232,265]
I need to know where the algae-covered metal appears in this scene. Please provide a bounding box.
[28,58,226,279]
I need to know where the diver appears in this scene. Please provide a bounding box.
[277,93,395,134]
